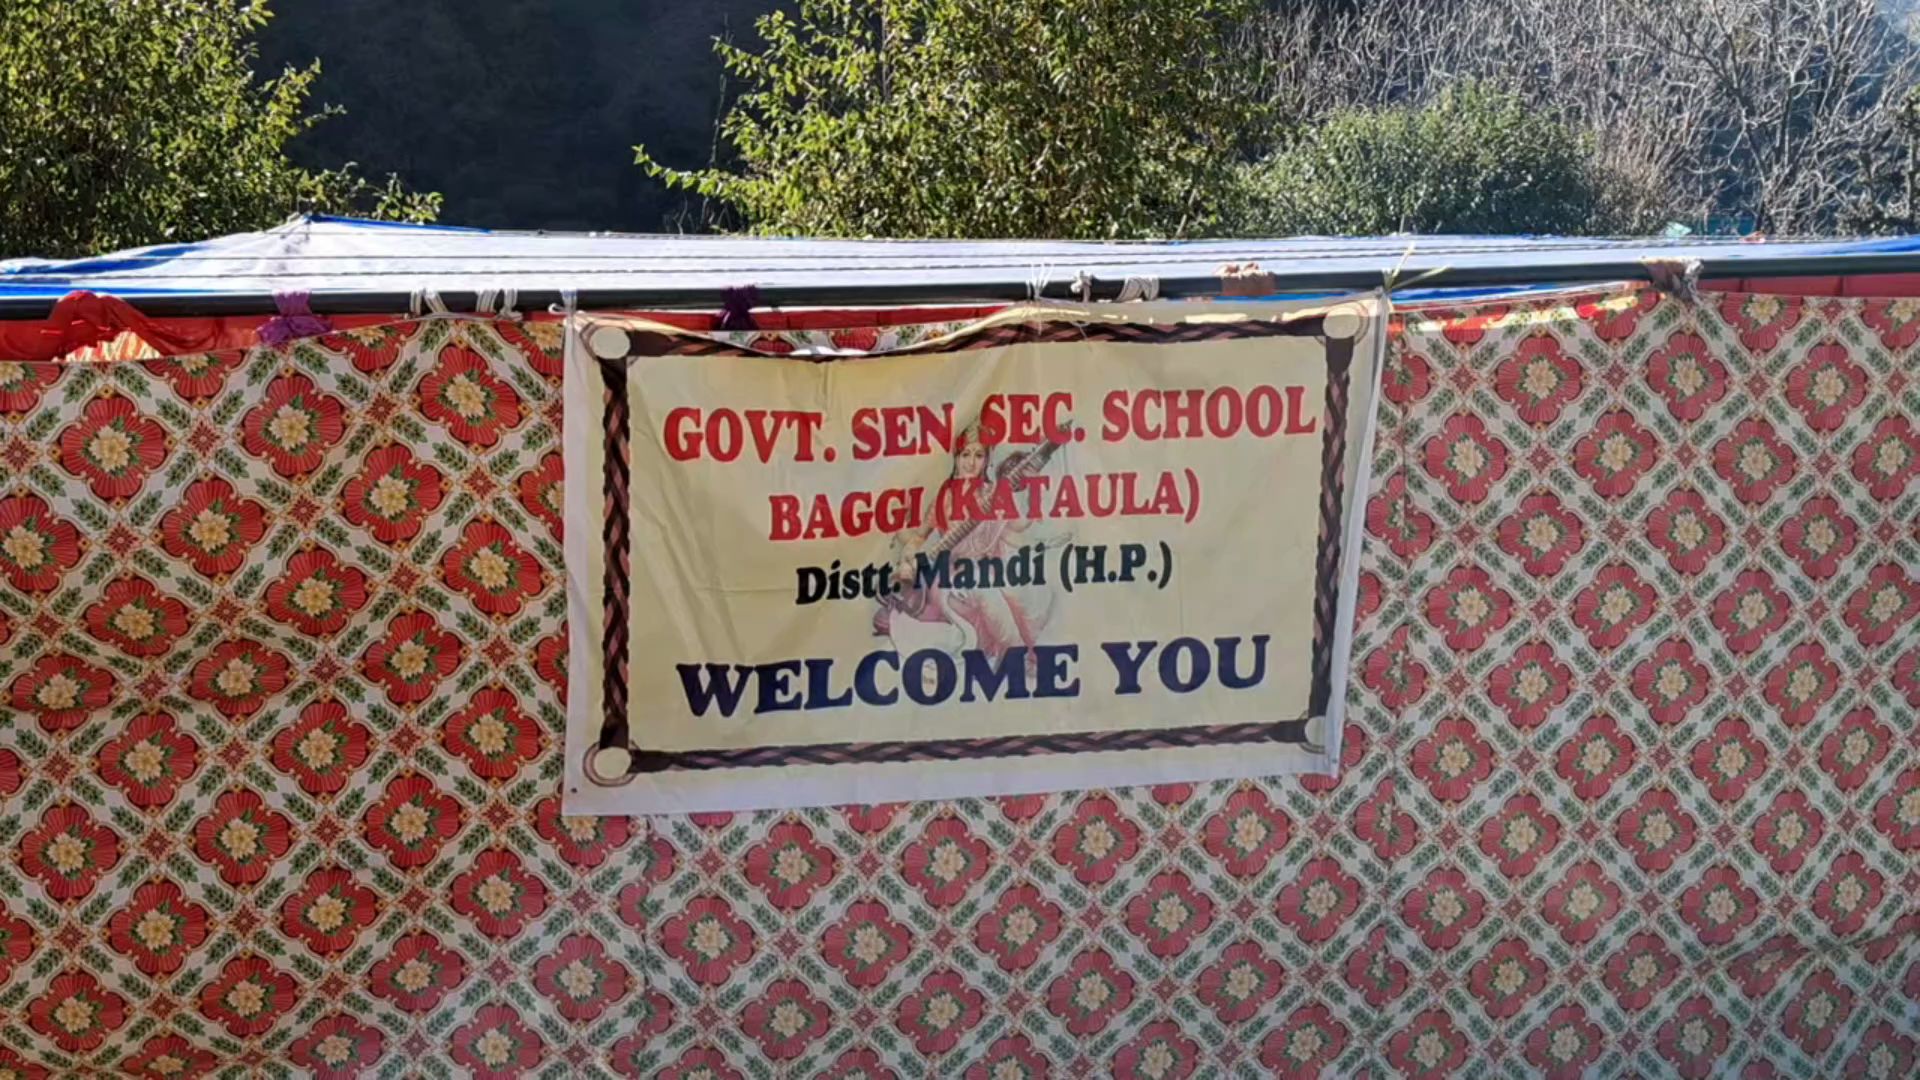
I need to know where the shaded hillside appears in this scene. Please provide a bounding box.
[259,0,781,232]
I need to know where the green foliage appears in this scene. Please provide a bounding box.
[1236,84,1626,237]
[0,0,438,258]
[639,0,1266,239]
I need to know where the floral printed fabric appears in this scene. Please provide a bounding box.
[0,292,1913,1077]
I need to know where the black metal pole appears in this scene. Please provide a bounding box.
[7,248,1920,319]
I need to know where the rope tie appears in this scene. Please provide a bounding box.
[1116,275,1159,302]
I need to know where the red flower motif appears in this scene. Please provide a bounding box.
[96,710,200,810]
[1712,416,1797,505]
[18,802,120,902]
[616,833,678,929]
[740,977,829,1060]
[1657,995,1731,1079]
[1571,408,1657,499]
[1602,931,1679,1012]
[1764,641,1838,727]
[1468,938,1547,1021]
[1050,795,1141,886]
[1553,712,1637,801]
[1690,717,1768,802]
[1201,787,1291,878]
[187,637,291,719]
[58,394,169,501]
[1861,295,1920,348]
[1727,933,1804,999]
[1259,1002,1348,1078]
[1540,860,1620,945]
[419,345,522,448]
[1590,288,1661,342]
[1819,707,1890,792]
[1385,1008,1468,1079]
[1114,1020,1201,1080]
[1410,716,1494,802]
[269,699,372,797]
[659,1046,741,1080]
[1196,940,1283,1025]
[157,477,270,587]
[449,1003,544,1080]
[1384,349,1433,405]
[366,931,467,1014]
[1844,563,1919,648]
[340,443,445,545]
[819,897,907,990]
[1785,339,1868,432]
[1422,563,1513,652]
[1422,414,1509,503]
[533,934,630,1024]
[972,882,1062,973]
[1342,924,1408,1008]
[1810,851,1884,937]
[1751,789,1825,875]
[1494,333,1584,425]
[1615,787,1697,873]
[263,547,369,637]
[335,325,404,374]
[144,349,243,401]
[607,992,678,1077]
[192,788,292,887]
[1710,569,1790,655]
[900,816,990,909]
[1495,490,1586,578]
[742,820,838,910]
[1047,948,1134,1037]
[280,866,379,956]
[1360,626,1429,711]
[1850,414,1920,501]
[895,968,985,1057]
[843,802,904,833]
[494,319,566,378]
[1645,488,1726,576]
[1524,1004,1603,1080]
[0,748,18,800]
[1485,640,1572,729]
[84,575,192,658]
[27,970,127,1054]
[1401,866,1486,952]
[1353,778,1420,860]
[240,373,345,477]
[443,685,541,783]
[450,848,549,940]
[1873,766,1920,851]
[0,905,34,984]
[0,360,61,414]
[1477,792,1562,877]
[530,794,631,870]
[0,493,83,592]
[288,1014,387,1080]
[10,652,116,733]
[1570,563,1656,650]
[664,894,758,986]
[1125,869,1215,958]
[1680,864,1759,946]
[1844,1021,1917,1078]
[1299,722,1366,795]
[199,953,299,1038]
[1276,856,1361,945]
[1643,329,1729,421]
[516,450,564,539]
[122,1033,218,1080]
[1778,495,1857,580]
[360,610,463,706]
[106,878,210,977]
[362,772,464,870]
[1721,292,1803,352]
[533,627,567,702]
[440,518,544,618]
[1365,472,1437,560]
[1781,970,1854,1057]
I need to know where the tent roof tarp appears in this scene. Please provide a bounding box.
[8,216,1920,315]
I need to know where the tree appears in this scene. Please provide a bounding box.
[0,0,438,259]
[637,0,1267,239]
[1234,84,1627,237]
